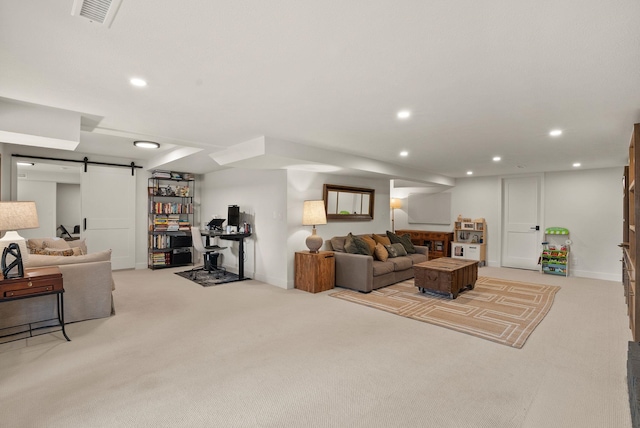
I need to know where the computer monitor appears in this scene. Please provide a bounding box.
[207,218,225,231]
[228,205,240,227]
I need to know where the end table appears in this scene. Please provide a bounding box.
[294,251,335,293]
[0,266,70,343]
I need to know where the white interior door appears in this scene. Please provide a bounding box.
[501,175,542,270]
[81,166,135,270]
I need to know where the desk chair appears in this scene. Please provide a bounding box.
[190,226,226,278]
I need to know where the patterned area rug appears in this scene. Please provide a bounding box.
[330,277,560,348]
[175,269,241,287]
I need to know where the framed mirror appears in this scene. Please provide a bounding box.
[323,184,375,221]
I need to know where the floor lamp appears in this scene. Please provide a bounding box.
[390,198,401,232]
[0,201,39,279]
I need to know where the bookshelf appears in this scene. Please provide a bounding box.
[623,124,640,340]
[148,171,195,269]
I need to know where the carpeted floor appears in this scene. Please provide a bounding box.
[0,266,632,427]
[330,277,560,348]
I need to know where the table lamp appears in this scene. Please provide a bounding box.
[302,200,327,253]
[0,201,39,279]
[390,198,402,232]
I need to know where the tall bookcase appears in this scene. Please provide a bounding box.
[623,124,640,340]
[148,171,195,269]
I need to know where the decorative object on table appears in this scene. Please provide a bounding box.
[330,277,560,349]
[390,198,401,232]
[302,200,327,253]
[0,201,39,279]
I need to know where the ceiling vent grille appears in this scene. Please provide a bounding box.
[71,0,123,27]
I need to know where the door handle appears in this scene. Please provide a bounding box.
[530,226,540,230]
[84,218,87,231]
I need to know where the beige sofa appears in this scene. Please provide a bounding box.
[327,233,428,293]
[0,238,115,335]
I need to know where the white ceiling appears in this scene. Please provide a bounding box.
[1,0,639,182]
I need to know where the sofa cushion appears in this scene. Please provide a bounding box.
[372,260,394,276]
[372,234,391,246]
[330,236,347,252]
[408,252,428,264]
[374,243,389,262]
[387,231,416,254]
[345,233,371,255]
[390,256,413,271]
[41,247,78,256]
[25,249,112,268]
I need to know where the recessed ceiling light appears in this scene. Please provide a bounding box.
[573,162,581,167]
[133,140,160,149]
[493,156,501,162]
[397,110,411,119]
[130,78,147,87]
[400,150,409,157]
[17,161,34,166]
[466,171,473,175]
[549,129,563,137]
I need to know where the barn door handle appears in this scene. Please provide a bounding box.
[84,218,87,231]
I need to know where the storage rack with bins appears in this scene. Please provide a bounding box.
[148,171,195,269]
[540,227,570,276]
[451,218,487,266]
[394,230,454,259]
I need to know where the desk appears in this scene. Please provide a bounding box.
[201,230,252,282]
[0,266,70,342]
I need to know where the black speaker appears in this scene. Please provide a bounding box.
[228,205,240,226]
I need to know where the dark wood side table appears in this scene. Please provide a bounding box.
[0,266,70,342]
[295,251,335,293]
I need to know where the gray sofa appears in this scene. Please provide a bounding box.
[327,233,428,293]
[0,239,115,335]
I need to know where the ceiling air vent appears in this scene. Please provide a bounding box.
[71,0,123,27]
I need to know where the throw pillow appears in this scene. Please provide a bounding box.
[384,244,398,258]
[374,243,389,262]
[43,238,71,250]
[387,231,416,254]
[361,235,376,254]
[344,233,371,255]
[372,234,391,246]
[42,247,76,257]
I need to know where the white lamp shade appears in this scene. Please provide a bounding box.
[0,201,39,231]
[302,200,327,226]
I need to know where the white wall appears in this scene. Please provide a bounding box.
[286,170,391,288]
[17,180,57,238]
[392,167,623,281]
[201,168,288,287]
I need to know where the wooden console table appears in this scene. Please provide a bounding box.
[0,266,70,343]
[395,230,454,259]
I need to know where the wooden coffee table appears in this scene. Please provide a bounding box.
[413,257,479,299]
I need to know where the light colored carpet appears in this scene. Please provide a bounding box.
[0,266,633,427]
[330,277,560,348]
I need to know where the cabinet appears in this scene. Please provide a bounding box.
[294,251,335,293]
[148,171,195,269]
[451,218,486,266]
[623,123,640,340]
[394,230,453,259]
[540,228,570,276]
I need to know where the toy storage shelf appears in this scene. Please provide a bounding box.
[540,228,569,277]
